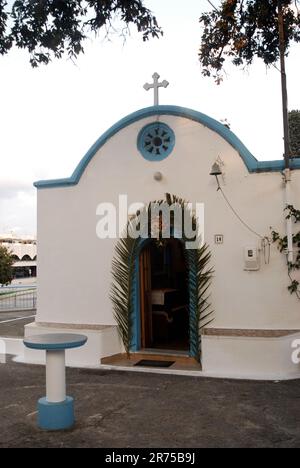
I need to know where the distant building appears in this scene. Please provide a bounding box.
[0,234,37,278]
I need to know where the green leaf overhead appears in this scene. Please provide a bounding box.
[199,0,300,82]
[0,0,162,66]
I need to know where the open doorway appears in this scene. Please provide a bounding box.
[139,238,189,353]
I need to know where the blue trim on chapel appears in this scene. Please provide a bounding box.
[34,105,300,188]
[131,237,151,353]
[137,122,175,161]
[131,237,197,359]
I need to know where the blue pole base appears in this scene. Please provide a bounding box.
[38,396,74,431]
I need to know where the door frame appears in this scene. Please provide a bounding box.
[131,238,196,357]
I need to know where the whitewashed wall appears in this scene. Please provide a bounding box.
[35,114,300,332]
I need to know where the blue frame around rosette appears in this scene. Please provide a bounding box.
[137,122,175,161]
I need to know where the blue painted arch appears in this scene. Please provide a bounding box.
[34,105,300,189]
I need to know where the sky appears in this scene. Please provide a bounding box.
[0,0,299,236]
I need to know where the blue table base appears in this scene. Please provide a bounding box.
[38,396,74,430]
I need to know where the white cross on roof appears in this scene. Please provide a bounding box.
[143,72,169,106]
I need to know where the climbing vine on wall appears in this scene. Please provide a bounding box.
[271,205,300,299]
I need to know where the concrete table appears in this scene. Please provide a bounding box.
[23,333,87,430]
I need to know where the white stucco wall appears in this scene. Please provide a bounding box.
[35,113,300,333]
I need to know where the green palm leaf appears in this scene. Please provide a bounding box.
[111,194,213,362]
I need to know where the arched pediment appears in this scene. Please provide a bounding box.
[34,105,300,189]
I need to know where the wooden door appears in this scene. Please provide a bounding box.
[139,247,152,348]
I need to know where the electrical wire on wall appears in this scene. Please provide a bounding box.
[216,182,271,265]
[261,237,271,265]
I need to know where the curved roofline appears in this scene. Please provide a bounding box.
[34,105,300,189]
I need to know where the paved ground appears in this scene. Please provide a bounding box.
[0,311,35,337]
[1,357,300,448]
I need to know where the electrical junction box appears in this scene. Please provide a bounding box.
[244,246,260,271]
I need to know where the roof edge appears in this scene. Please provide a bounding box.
[34,105,300,189]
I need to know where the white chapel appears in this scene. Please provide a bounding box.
[24,74,300,380]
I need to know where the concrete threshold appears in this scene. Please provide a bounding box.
[101,351,202,372]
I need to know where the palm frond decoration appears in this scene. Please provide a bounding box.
[186,245,213,361]
[110,218,140,357]
[111,194,213,361]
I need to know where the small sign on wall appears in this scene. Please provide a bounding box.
[215,235,224,244]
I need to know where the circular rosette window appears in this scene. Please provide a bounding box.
[137,122,175,161]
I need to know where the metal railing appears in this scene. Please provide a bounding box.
[0,286,37,311]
